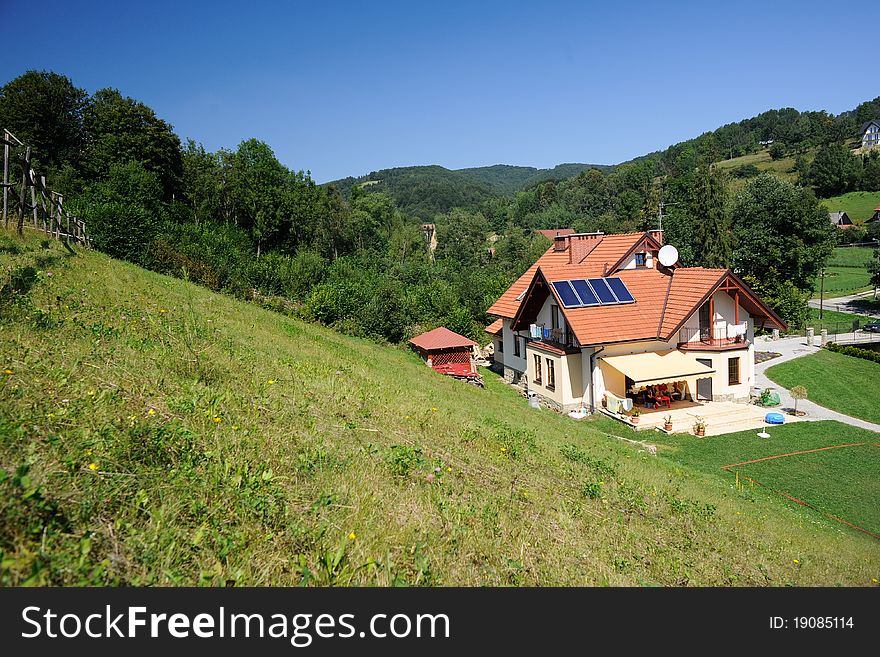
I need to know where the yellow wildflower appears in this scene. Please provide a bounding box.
[148,409,156,416]
[348,532,357,540]
[793,559,800,564]
[500,447,507,453]
[159,309,168,314]
[3,369,12,375]
[431,407,438,412]
[267,379,275,385]
[447,467,452,472]
[88,463,98,471]
[213,417,221,423]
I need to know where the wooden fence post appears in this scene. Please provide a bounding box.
[2,129,9,228]
[16,147,30,236]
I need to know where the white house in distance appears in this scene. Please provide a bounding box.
[485,230,787,413]
[861,119,880,149]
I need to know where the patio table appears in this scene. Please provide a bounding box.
[656,395,672,408]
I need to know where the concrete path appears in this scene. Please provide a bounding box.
[808,289,880,317]
[754,334,880,433]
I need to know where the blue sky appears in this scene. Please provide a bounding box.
[0,0,873,182]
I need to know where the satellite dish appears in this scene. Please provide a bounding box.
[658,244,679,267]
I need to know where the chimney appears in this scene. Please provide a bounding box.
[568,232,604,264]
[647,229,664,245]
[553,235,568,252]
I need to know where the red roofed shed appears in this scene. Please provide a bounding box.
[409,327,478,374]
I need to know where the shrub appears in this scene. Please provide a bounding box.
[825,341,880,364]
[80,201,155,264]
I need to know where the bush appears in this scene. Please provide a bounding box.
[825,341,880,364]
[80,201,155,264]
[732,164,760,179]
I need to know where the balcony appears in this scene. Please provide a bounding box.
[528,325,580,353]
[678,323,749,351]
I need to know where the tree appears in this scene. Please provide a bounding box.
[691,168,732,268]
[868,249,880,294]
[768,142,786,160]
[732,175,835,292]
[83,88,183,199]
[808,143,862,197]
[790,385,808,415]
[0,70,87,172]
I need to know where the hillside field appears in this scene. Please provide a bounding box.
[1,228,878,586]
[822,191,880,222]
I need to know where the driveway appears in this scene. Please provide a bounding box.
[754,334,880,433]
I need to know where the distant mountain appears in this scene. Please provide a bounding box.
[326,162,611,219]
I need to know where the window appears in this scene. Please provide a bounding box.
[546,358,555,390]
[514,334,521,357]
[728,357,740,385]
[533,354,542,384]
[635,252,647,267]
[498,336,503,353]
[551,305,560,330]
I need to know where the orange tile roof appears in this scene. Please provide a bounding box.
[484,319,503,335]
[492,230,784,345]
[542,267,673,345]
[535,228,575,239]
[486,232,645,318]
[659,268,727,337]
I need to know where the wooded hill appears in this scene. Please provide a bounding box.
[327,162,611,219]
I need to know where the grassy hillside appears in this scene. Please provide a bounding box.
[821,191,880,222]
[1,229,878,586]
[810,247,875,299]
[713,148,809,190]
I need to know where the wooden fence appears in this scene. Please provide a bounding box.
[2,128,89,252]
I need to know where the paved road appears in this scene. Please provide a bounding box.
[808,289,879,317]
[754,335,880,433]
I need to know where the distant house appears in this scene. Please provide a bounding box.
[829,211,854,228]
[862,120,880,149]
[535,228,576,240]
[409,327,478,375]
[867,207,880,224]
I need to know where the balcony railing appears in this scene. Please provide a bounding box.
[679,323,748,349]
[528,325,579,349]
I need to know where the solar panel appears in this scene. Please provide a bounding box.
[570,279,600,306]
[588,278,617,304]
[606,277,635,303]
[552,281,582,308]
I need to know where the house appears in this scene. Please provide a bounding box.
[861,120,880,149]
[485,230,786,413]
[829,211,854,228]
[535,228,576,240]
[409,327,478,375]
[867,207,880,224]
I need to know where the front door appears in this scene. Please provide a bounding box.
[696,358,712,401]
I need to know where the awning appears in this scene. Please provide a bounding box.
[600,349,715,386]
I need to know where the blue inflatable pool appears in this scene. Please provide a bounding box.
[765,412,785,425]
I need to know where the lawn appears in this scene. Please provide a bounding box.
[651,422,880,538]
[765,349,880,424]
[822,191,880,222]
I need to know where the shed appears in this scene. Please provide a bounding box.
[409,327,478,374]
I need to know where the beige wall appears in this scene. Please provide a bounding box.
[525,344,584,411]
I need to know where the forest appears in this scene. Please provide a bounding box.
[2,69,879,344]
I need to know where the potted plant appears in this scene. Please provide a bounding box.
[693,416,706,437]
[790,385,808,416]
[663,415,673,432]
[630,407,641,425]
